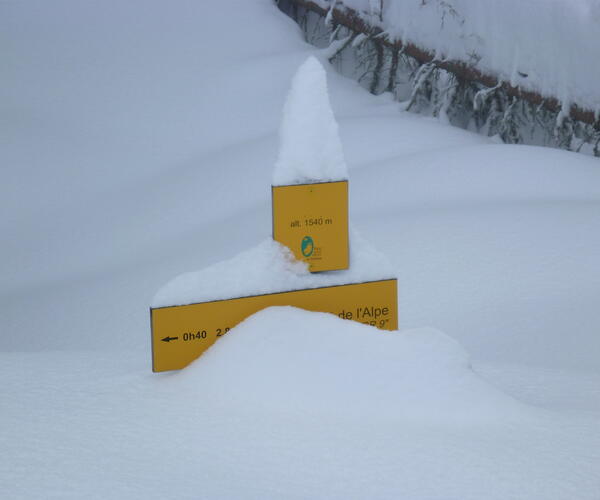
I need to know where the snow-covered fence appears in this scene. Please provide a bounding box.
[277,0,600,156]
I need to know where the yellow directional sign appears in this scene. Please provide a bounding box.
[151,278,397,372]
[272,180,348,272]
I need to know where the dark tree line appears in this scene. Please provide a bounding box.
[277,0,600,157]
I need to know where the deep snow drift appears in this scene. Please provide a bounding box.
[194,307,522,422]
[3,307,599,499]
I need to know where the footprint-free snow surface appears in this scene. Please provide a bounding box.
[2,1,600,499]
[3,307,599,499]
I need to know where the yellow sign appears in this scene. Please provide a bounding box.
[151,279,397,372]
[272,180,348,272]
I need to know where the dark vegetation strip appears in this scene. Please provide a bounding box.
[282,0,599,130]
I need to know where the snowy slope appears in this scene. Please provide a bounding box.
[1,0,600,498]
[1,0,311,351]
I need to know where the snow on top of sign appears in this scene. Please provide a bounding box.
[152,227,394,308]
[272,56,349,186]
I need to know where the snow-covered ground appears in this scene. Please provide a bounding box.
[2,1,599,498]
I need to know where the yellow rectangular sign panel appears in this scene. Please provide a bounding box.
[272,180,348,272]
[151,278,397,372]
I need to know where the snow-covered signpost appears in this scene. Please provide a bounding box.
[150,57,398,372]
[272,57,349,272]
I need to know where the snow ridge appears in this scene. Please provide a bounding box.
[152,227,394,307]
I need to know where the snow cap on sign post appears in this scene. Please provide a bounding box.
[273,56,348,186]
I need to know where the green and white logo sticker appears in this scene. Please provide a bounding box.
[301,236,314,257]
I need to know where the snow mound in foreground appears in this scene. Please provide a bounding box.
[152,227,394,307]
[273,56,348,186]
[180,307,524,420]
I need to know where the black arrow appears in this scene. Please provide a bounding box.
[161,336,179,342]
